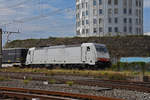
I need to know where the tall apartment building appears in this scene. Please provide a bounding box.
[76,0,143,37]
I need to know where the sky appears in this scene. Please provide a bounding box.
[0,0,150,45]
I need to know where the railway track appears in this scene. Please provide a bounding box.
[0,87,124,100]
[0,72,150,93]
[75,80,150,93]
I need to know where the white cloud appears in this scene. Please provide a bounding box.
[0,0,75,45]
[0,8,16,16]
[64,8,75,19]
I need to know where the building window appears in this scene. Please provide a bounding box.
[124,26,127,32]
[82,20,84,25]
[108,9,112,15]
[129,8,132,15]
[136,9,138,16]
[139,28,141,34]
[136,28,138,34]
[99,9,103,14]
[139,18,141,24]
[93,19,97,24]
[82,11,85,17]
[76,13,80,19]
[124,18,127,23]
[77,21,80,27]
[86,29,89,34]
[123,0,127,6]
[139,10,141,16]
[82,3,84,8]
[77,30,80,35]
[93,28,97,33]
[139,1,141,7]
[129,0,132,7]
[129,27,132,33]
[99,18,102,24]
[99,0,102,5]
[114,27,118,32]
[129,18,132,24]
[86,20,89,24]
[114,17,118,23]
[108,27,112,32]
[108,0,111,5]
[86,2,88,8]
[123,8,127,14]
[86,10,88,16]
[76,4,80,10]
[82,29,85,34]
[99,27,103,32]
[93,0,97,6]
[136,0,138,7]
[108,18,112,23]
[114,8,118,14]
[93,9,97,15]
[114,0,118,5]
[136,18,138,24]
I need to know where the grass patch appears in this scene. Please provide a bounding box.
[0,76,6,81]
[0,76,11,81]
[0,67,149,81]
[107,73,127,80]
[23,77,32,85]
[23,79,30,85]
[49,79,56,84]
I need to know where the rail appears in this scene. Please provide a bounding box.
[0,72,150,93]
[0,87,124,100]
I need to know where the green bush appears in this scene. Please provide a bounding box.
[108,73,127,80]
[0,76,11,81]
[49,79,56,84]
[23,80,30,85]
[0,76,6,81]
[66,81,74,86]
[23,77,32,85]
[7,77,11,81]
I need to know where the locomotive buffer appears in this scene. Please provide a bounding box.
[0,28,20,68]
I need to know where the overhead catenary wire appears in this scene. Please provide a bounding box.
[0,0,75,36]
[11,5,74,24]
[0,0,34,26]
[0,0,76,47]
[0,0,32,10]
[0,0,75,25]
[0,2,75,42]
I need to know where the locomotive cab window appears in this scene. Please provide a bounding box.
[87,46,90,51]
[96,46,107,53]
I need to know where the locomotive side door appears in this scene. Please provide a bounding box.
[81,46,93,64]
[30,50,34,64]
[86,46,92,64]
[27,50,34,64]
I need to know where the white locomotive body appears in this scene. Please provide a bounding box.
[26,43,110,68]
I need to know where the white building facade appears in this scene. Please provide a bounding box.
[76,0,143,37]
[144,32,150,36]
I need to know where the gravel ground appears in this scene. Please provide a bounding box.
[0,80,150,100]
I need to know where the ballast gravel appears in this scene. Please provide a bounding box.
[0,80,150,100]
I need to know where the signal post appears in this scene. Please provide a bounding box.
[0,28,20,68]
[0,29,2,68]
